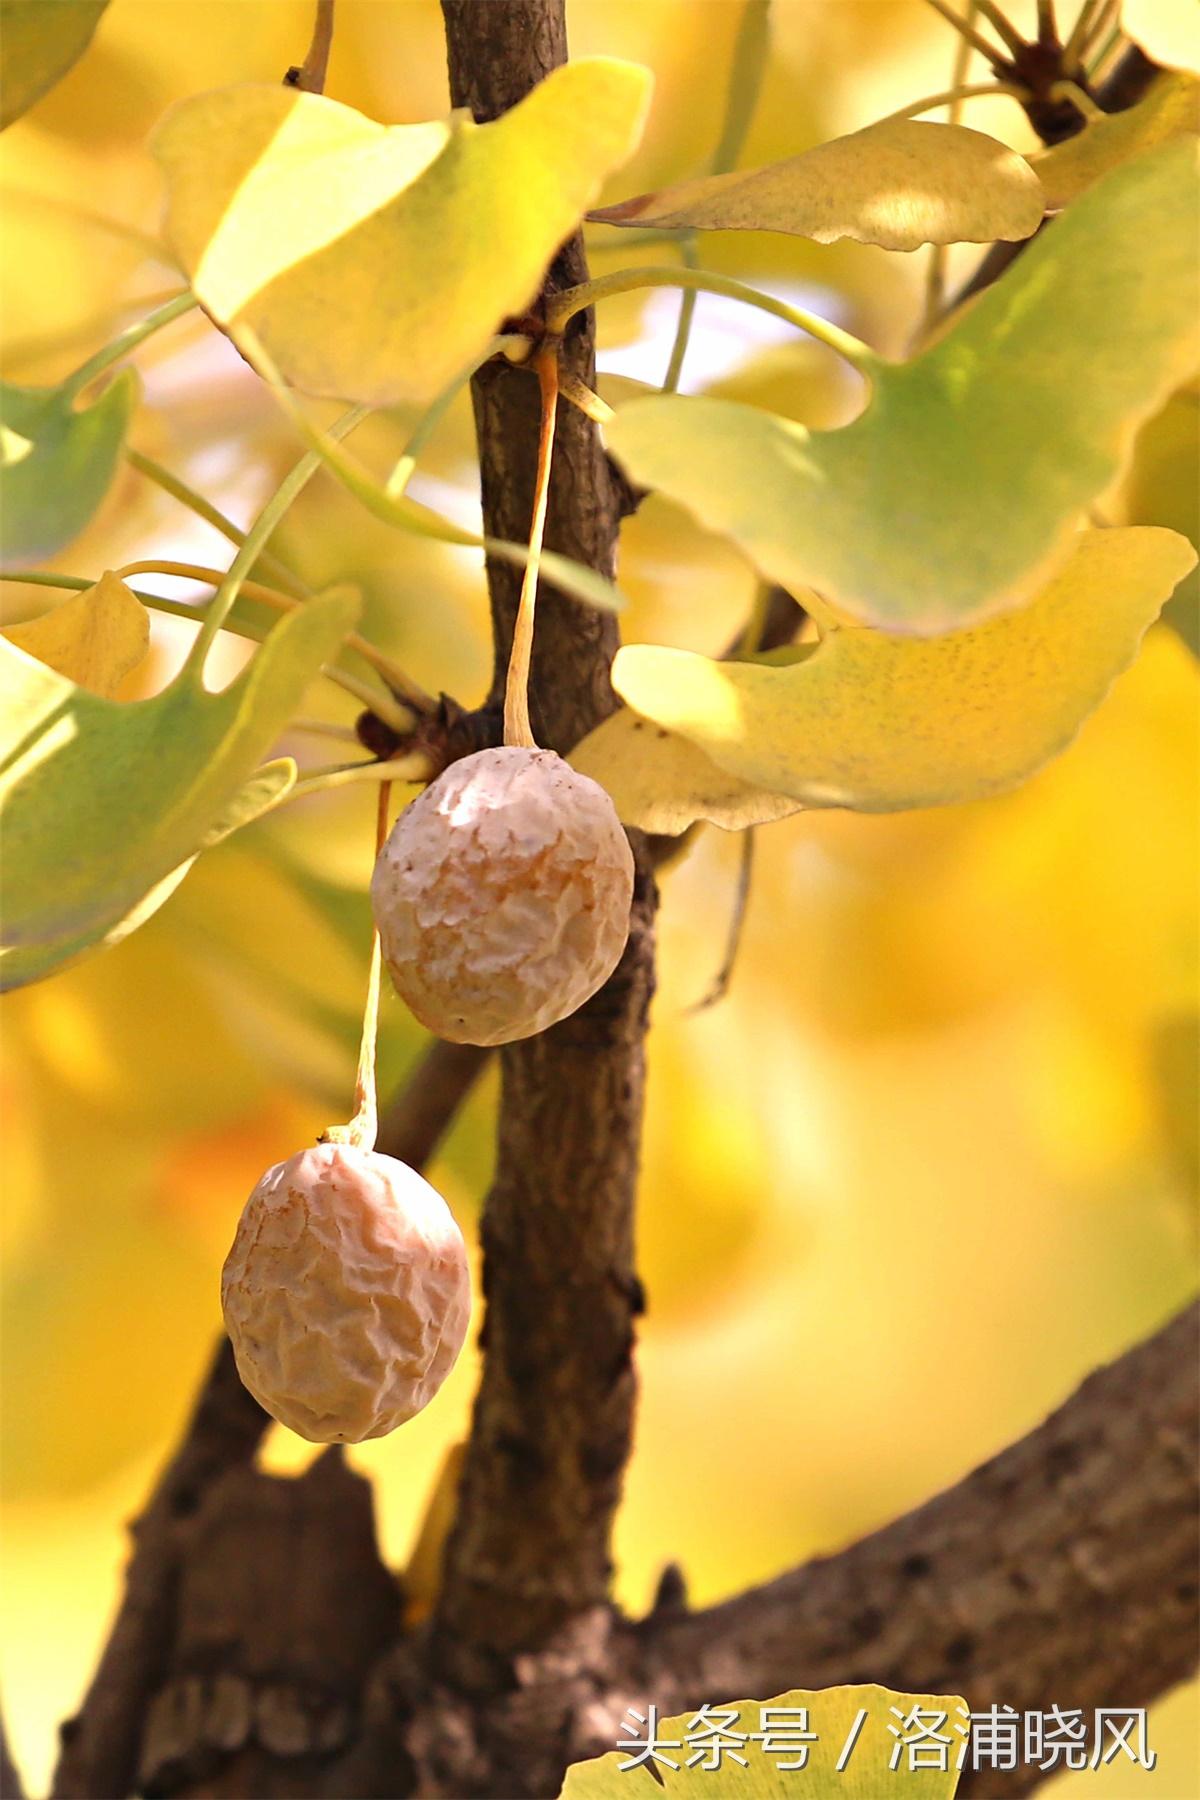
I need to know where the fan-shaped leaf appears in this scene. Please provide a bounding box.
[0,371,136,567]
[560,1686,966,1797]
[606,139,1200,635]
[571,701,801,833]
[1033,70,1199,208]
[590,118,1044,249]
[0,0,109,131]
[153,60,651,406]
[610,529,1195,812]
[0,589,356,989]
[2,572,148,695]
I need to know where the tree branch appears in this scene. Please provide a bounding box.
[622,1300,1199,1798]
[428,0,657,1692]
[53,1034,489,1799]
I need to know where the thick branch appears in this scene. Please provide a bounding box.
[53,1034,487,1799]
[625,1301,1199,1798]
[431,0,656,1689]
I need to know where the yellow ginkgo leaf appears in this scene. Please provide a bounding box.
[153,60,651,406]
[1033,70,1199,209]
[2,572,148,697]
[611,529,1197,813]
[571,702,801,834]
[590,117,1044,250]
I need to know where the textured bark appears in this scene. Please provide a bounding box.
[625,1301,1200,1799]
[52,1036,487,1800]
[428,0,657,1690]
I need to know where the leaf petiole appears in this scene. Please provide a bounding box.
[126,447,312,599]
[545,267,877,375]
[58,292,198,405]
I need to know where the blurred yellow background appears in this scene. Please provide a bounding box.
[1,2,1197,1794]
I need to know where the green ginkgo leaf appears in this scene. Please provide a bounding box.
[0,371,137,567]
[590,118,1044,249]
[0,0,109,131]
[560,1686,966,1798]
[0,589,357,990]
[571,701,801,833]
[1032,70,1199,209]
[2,571,149,695]
[153,59,651,406]
[606,139,1200,636]
[609,528,1195,813]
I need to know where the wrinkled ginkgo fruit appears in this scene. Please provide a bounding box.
[371,745,634,1046]
[222,1141,471,1443]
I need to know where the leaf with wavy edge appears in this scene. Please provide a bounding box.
[608,529,1196,814]
[153,60,651,406]
[606,140,1200,635]
[2,571,148,696]
[571,703,801,834]
[1033,70,1199,209]
[0,590,355,990]
[0,0,109,131]
[590,118,1044,250]
[560,1685,966,1797]
[0,371,136,567]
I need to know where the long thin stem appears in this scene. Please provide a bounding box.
[0,571,416,734]
[1085,17,1124,76]
[324,777,389,1153]
[663,0,771,394]
[1061,0,1105,69]
[113,557,435,711]
[1036,0,1057,41]
[59,292,197,403]
[546,266,876,373]
[188,406,367,669]
[688,829,755,1014]
[126,448,312,599]
[973,0,1025,56]
[885,79,1027,124]
[503,349,559,748]
[922,4,985,330]
[662,240,700,394]
[383,338,518,501]
[1047,78,1105,120]
[291,754,432,796]
[919,0,1008,66]
[289,0,335,92]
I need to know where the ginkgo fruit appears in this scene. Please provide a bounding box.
[221,1141,471,1443]
[371,745,634,1046]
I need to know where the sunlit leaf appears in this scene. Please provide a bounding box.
[1033,71,1199,208]
[606,140,1200,635]
[571,702,800,834]
[610,529,1196,812]
[2,572,148,695]
[0,0,109,131]
[153,59,651,406]
[590,118,1044,249]
[0,590,356,990]
[559,1686,966,1797]
[0,371,136,567]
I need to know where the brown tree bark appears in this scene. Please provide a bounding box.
[428,0,656,1693]
[46,6,1198,1799]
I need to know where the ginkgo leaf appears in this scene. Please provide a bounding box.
[589,117,1044,250]
[606,139,1200,636]
[0,589,357,990]
[0,0,109,131]
[153,59,651,406]
[0,371,137,568]
[610,528,1196,813]
[1033,70,1200,208]
[559,1686,966,1797]
[2,572,148,696]
[571,703,801,834]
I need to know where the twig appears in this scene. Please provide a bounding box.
[286,0,335,92]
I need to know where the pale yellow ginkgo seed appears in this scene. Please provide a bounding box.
[371,745,634,1046]
[221,1141,471,1443]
